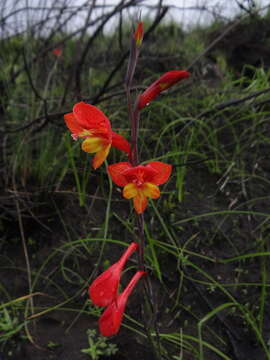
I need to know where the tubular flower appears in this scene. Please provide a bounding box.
[138,70,190,110]
[108,161,172,214]
[89,242,138,307]
[99,271,146,337]
[64,102,130,169]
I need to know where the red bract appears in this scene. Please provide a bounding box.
[134,22,143,47]
[89,242,138,307]
[99,271,146,337]
[64,102,130,169]
[138,70,190,110]
[108,161,172,214]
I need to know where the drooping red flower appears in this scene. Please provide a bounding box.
[89,242,138,307]
[108,161,172,214]
[64,102,130,169]
[134,22,143,47]
[99,270,146,337]
[138,70,190,110]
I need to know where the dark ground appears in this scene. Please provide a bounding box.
[1,152,269,360]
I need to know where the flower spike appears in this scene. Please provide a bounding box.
[108,161,172,214]
[99,270,146,337]
[89,242,138,307]
[125,22,144,88]
[64,102,130,169]
[138,70,190,110]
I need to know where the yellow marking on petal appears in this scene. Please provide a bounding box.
[136,38,143,47]
[78,129,92,138]
[159,82,169,90]
[81,137,106,153]
[133,191,147,214]
[141,182,160,199]
[123,183,138,199]
[92,144,111,169]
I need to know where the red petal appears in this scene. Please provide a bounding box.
[73,102,111,137]
[158,70,190,86]
[111,131,131,154]
[99,271,146,337]
[107,162,132,187]
[121,270,146,299]
[89,243,138,307]
[121,165,157,184]
[92,144,111,169]
[99,299,123,337]
[133,192,148,213]
[89,262,120,307]
[137,86,160,110]
[116,242,138,271]
[64,112,83,135]
[146,162,172,185]
[138,70,190,110]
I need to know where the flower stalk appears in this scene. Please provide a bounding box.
[64,19,190,352]
[89,242,138,307]
[124,22,160,358]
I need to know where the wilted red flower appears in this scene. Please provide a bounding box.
[64,102,130,169]
[108,161,172,214]
[138,70,190,110]
[99,270,146,337]
[52,48,62,57]
[134,22,143,47]
[89,242,138,307]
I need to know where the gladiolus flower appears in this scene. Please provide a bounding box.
[99,270,146,337]
[89,242,138,307]
[64,102,130,169]
[108,161,172,214]
[138,70,190,110]
[134,22,143,47]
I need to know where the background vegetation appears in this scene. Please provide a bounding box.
[1,1,270,359]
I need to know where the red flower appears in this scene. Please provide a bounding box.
[52,48,62,57]
[89,242,138,307]
[108,161,172,214]
[134,22,143,47]
[138,70,190,110]
[64,102,130,169]
[99,270,146,337]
